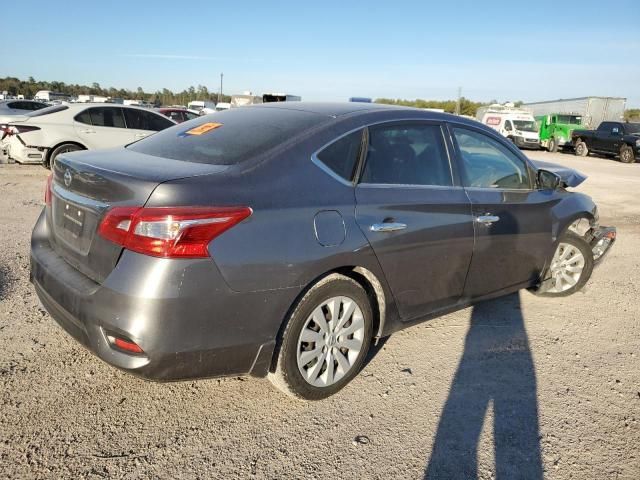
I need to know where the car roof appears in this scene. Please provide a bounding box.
[254,101,405,117]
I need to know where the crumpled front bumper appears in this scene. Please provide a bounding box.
[590,226,616,266]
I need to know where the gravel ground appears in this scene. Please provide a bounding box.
[0,151,638,479]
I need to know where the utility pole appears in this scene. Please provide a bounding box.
[218,73,223,103]
[455,86,462,116]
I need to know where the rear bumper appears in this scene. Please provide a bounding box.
[30,209,296,381]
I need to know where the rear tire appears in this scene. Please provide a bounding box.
[620,145,635,164]
[268,273,373,400]
[548,137,558,153]
[574,140,588,157]
[46,143,83,170]
[533,233,594,297]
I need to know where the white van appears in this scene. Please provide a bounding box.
[476,103,540,149]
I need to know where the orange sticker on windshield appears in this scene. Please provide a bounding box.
[183,122,222,136]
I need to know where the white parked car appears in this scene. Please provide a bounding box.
[1,103,176,167]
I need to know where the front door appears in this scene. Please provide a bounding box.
[449,124,557,298]
[355,121,474,320]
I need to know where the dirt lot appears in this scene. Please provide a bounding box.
[0,151,638,479]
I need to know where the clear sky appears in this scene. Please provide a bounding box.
[2,0,639,106]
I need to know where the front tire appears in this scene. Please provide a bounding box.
[535,233,594,297]
[574,140,588,157]
[548,137,558,153]
[46,143,83,170]
[268,274,373,400]
[620,145,635,164]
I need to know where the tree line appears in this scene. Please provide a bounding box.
[0,76,231,106]
[2,77,638,119]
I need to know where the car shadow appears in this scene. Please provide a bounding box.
[423,292,543,479]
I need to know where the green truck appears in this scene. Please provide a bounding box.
[535,113,584,152]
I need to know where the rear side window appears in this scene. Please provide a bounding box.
[316,130,362,181]
[127,107,328,165]
[360,123,452,186]
[124,109,174,131]
[89,107,126,128]
[74,109,92,125]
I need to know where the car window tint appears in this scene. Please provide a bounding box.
[316,130,362,181]
[124,109,173,131]
[361,124,452,186]
[127,107,329,165]
[89,107,125,128]
[453,127,530,190]
[74,110,92,125]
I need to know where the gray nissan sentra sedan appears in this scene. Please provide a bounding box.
[30,102,616,400]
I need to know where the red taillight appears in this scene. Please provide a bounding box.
[98,206,252,258]
[44,173,53,206]
[2,125,40,137]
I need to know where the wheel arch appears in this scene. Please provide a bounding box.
[44,140,87,167]
[268,265,388,373]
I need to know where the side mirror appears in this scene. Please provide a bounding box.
[537,169,562,190]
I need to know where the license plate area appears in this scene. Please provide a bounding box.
[61,203,85,239]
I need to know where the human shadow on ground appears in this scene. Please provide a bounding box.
[424,293,543,479]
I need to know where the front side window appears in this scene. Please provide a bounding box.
[89,107,125,128]
[453,127,530,190]
[360,123,452,186]
[316,130,362,182]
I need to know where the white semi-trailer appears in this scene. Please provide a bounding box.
[523,97,626,129]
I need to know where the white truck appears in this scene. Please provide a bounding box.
[187,100,216,112]
[475,103,540,149]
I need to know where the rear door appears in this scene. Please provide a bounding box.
[355,121,474,320]
[73,106,131,149]
[123,108,174,141]
[449,124,556,298]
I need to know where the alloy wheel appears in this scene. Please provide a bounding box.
[296,296,365,387]
[547,242,586,293]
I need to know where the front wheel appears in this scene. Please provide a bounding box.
[574,140,588,157]
[620,145,635,164]
[535,233,594,297]
[548,137,558,153]
[268,274,373,400]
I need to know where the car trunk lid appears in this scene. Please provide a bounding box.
[48,148,229,283]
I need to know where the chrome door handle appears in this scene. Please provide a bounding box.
[370,222,407,232]
[476,215,500,225]
[134,133,148,138]
[80,129,96,134]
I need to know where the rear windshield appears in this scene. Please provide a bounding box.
[127,107,329,165]
[26,105,69,117]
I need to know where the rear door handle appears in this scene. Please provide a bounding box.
[134,133,149,138]
[476,215,500,225]
[370,222,407,232]
[80,129,96,134]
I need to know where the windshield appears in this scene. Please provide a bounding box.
[557,115,582,125]
[127,107,329,165]
[513,120,538,132]
[624,123,640,134]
